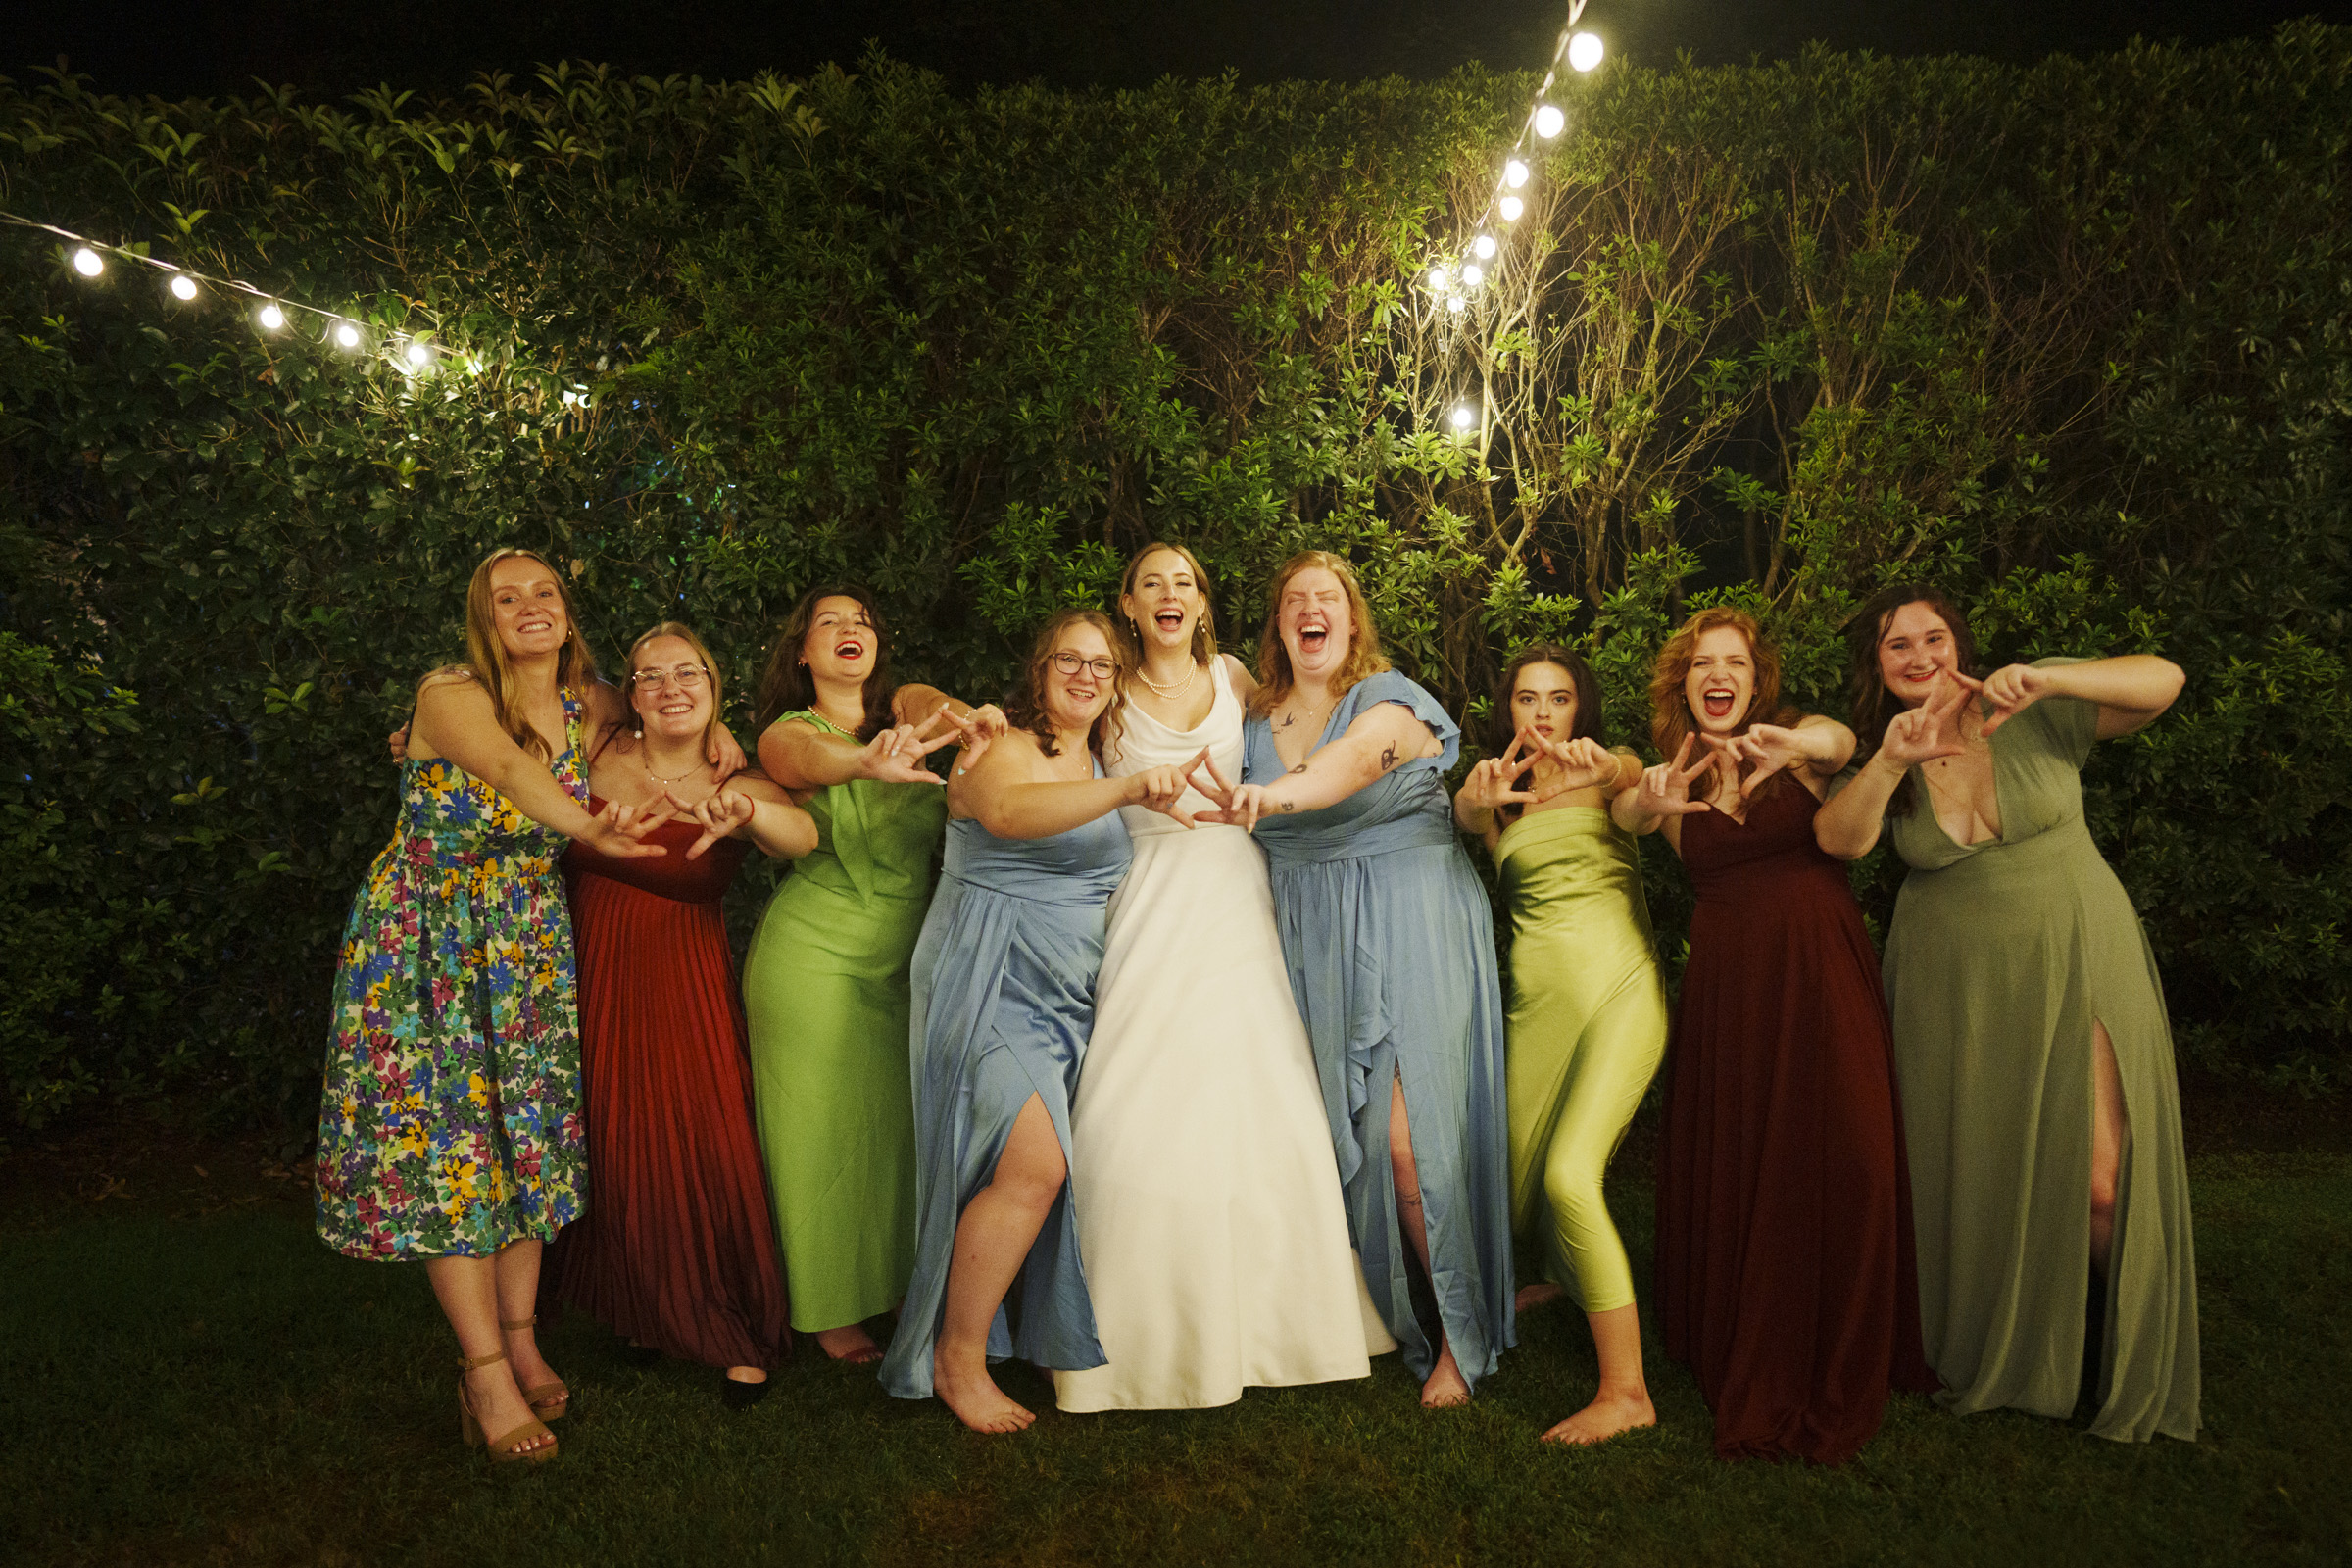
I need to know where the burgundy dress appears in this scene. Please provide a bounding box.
[1655,780,1936,1463]
[547,802,790,1369]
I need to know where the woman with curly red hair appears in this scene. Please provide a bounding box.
[1614,606,1935,1463]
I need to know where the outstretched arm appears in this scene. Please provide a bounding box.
[1980,656,2184,740]
[952,737,1205,840]
[1814,675,1972,860]
[412,678,666,858]
[760,708,967,791]
[1193,703,1440,830]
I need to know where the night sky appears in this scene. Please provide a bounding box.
[17,0,2352,101]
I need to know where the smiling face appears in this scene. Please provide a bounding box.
[1876,600,1961,709]
[1120,547,1205,659]
[1277,565,1353,684]
[1684,626,1757,735]
[629,633,710,741]
[1043,620,1118,733]
[486,554,569,662]
[800,594,876,687]
[1509,661,1580,741]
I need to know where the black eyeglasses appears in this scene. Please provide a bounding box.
[1052,651,1117,680]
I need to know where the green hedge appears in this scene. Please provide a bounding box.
[3,29,2348,1133]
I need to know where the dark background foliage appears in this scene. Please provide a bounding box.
[3,25,2348,1138]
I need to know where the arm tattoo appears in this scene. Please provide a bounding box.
[1288,763,1307,775]
[1378,742,1399,772]
[1275,800,1297,812]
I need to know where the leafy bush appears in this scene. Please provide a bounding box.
[1,29,2346,1131]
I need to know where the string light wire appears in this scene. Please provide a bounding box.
[2,209,476,375]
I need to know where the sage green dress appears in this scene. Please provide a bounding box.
[743,710,949,1334]
[1494,807,1671,1314]
[1879,659,2199,1442]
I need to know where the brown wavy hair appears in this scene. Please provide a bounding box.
[1647,606,1800,798]
[621,620,728,761]
[1494,642,1607,752]
[1845,583,1983,817]
[1005,609,1130,759]
[755,583,896,739]
[1115,540,1220,671]
[418,546,601,762]
[1248,550,1391,718]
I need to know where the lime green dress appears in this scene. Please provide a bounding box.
[1494,806,1671,1313]
[743,710,949,1334]
[1881,661,2199,1442]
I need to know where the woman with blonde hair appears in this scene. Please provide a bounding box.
[316,546,673,1464]
[880,610,1199,1433]
[1190,550,1513,1408]
[1614,605,1935,1463]
[546,620,818,1407]
[1054,543,1392,1414]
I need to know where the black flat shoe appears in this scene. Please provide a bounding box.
[721,1374,772,1411]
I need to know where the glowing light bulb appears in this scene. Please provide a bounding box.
[1535,104,1564,139]
[1450,404,1476,431]
[1462,264,1485,288]
[1446,295,1467,314]
[1473,234,1496,260]
[333,322,361,348]
[1504,159,1530,190]
[1428,266,1449,292]
[258,303,286,330]
[169,273,198,300]
[406,341,433,368]
[1569,32,1604,73]
[1499,195,1525,221]
[73,247,104,277]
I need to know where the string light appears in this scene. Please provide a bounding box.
[1499,195,1525,222]
[1569,31,1605,72]
[7,209,487,379]
[1446,296,1467,314]
[1535,104,1565,139]
[1504,159,1530,189]
[1428,266,1450,292]
[1462,264,1485,288]
[1450,404,1477,431]
[1473,234,1497,260]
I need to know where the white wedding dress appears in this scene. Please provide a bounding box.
[1054,656,1395,1412]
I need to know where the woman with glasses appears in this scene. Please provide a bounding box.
[743,587,1000,1365]
[545,622,817,1406]
[880,611,1198,1433]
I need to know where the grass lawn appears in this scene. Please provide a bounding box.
[2,1106,2347,1567]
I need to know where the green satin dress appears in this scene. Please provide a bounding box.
[1494,806,1671,1315]
[1881,660,2199,1442]
[743,710,949,1334]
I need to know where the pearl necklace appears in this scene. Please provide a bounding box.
[1135,660,1200,699]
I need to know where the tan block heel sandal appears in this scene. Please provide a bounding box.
[500,1315,570,1421]
[458,1349,558,1464]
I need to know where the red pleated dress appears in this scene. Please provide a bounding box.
[1655,780,1936,1463]
[546,804,791,1369]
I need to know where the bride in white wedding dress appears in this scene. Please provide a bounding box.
[1054,542,1394,1413]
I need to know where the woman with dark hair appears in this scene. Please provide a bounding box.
[741,585,1000,1364]
[1190,550,1513,1409]
[316,547,670,1464]
[1054,543,1391,1414]
[1615,606,1935,1463]
[879,610,1199,1433]
[548,621,815,1406]
[1814,585,2198,1444]
[1453,644,1665,1446]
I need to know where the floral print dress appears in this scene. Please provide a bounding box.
[315,688,589,1259]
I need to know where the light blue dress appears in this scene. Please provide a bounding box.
[1243,671,1516,1388]
[879,764,1134,1399]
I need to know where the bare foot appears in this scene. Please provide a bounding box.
[815,1323,883,1365]
[1515,1281,1569,1313]
[463,1361,556,1455]
[1541,1390,1656,1446]
[1420,1344,1472,1409]
[933,1346,1036,1434]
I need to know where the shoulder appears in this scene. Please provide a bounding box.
[1219,653,1259,699]
[416,666,489,711]
[1345,670,1453,732]
[724,767,794,805]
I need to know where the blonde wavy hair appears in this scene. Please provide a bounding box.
[419,546,601,762]
[1248,550,1391,718]
[623,620,727,760]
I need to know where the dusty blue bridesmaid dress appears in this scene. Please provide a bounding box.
[879,767,1134,1399]
[1243,671,1516,1388]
